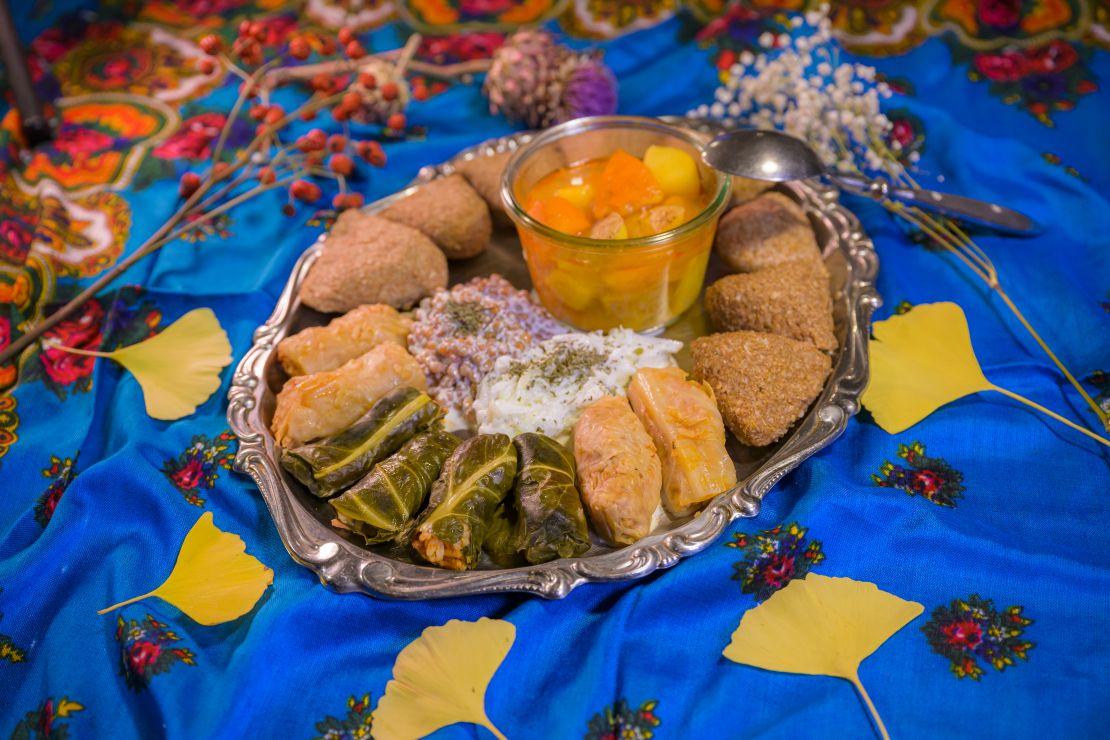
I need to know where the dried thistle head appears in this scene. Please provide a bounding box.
[483,29,617,128]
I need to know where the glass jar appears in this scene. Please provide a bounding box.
[501,116,732,332]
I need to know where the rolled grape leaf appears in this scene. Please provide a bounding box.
[281,387,443,498]
[483,503,525,568]
[512,433,590,564]
[330,431,460,545]
[412,434,518,570]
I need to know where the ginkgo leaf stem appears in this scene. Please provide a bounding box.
[97,592,156,615]
[991,386,1110,447]
[847,672,890,740]
[481,718,508,740]
[41,343,114,359]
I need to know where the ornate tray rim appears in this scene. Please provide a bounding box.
[227,125,881,600]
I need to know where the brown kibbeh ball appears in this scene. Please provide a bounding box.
[705,259,837,351]
[455,151,512,221]
[715,191,822,273]
[300,211,447,313]
[380,173,491,259]
[691,331,831,447]
[730,175,774,205]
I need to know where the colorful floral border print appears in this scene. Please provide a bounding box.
[398,0,566,31]
[35,454,78,527]
[922,594,1034,680]
[726,522,825,602]
[115,613,196,692]
[872,441,965,507]
[162,432,237,507]
[311,693,375,740]
[0,175,131,276]
[0,395,18,465]
[584,699,661,740]
[1,587,27,664]
[0,254,56,393]
[9,697,84,740]
[2,94,177,196]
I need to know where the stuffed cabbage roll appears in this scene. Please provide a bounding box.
[412,434,518,570]
[330,430,460,543]
[627,367,737,517]
[511,433,590,563]
[271,342,427,448]
[277,304,412,377]
[282,387,442,498]
[573,396,661,546]
[483,504,525,568]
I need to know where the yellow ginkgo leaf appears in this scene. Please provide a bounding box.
[724,574,923,740]
[46,307,232,420]
[862,302,1109,447]
[862,302,992,434]
[98,512,273,626]
[373,618,515,740]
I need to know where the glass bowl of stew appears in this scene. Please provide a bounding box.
[501,115,732,332]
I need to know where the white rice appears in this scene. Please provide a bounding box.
[474,329,682,443]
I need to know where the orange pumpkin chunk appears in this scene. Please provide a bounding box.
[528,195,592,235]
[593,149,665,219]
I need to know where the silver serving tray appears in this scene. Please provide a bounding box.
[228,126,880,600]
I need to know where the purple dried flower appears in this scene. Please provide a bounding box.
[484,29,618,128]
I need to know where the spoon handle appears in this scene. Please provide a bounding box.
[833,175,1038,235]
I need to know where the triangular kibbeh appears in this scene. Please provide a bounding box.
[704,260,837,351]
[691,331,832,447]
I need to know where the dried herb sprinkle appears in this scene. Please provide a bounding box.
[443,300,490,335]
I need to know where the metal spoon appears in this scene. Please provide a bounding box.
[702,129,1037,235]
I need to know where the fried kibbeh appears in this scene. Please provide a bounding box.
[455,151,512,224]
[715,192,822,273]
[705,260,837,351]
[691,331,831,447]
[300,211,447,313]
[380,173,492,259]
[730,175,775,205]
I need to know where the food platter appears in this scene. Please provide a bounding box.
[227,121,880,599]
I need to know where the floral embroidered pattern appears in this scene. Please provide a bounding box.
[563,0,679,38]
[311,693,375,740]
[162,431,237,506]
[726,522,825,602]
[0,176,131,276]
[922,594,1034,680]
[584,699,660,740]
[115,613,196,691]
[1,588,27,664]
[9,697,84,740]
[2,95,177,195]
[1085,369,1110,415]
[956,39,1098,126]
[49,22,221,102]
[399,0,560,30]
[1041,151,1085,180]
[14,287,161,400]
[35,454,78,527]
[0,395,18,464]
[872,441,965,507]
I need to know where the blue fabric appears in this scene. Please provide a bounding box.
[1,5,1109,739]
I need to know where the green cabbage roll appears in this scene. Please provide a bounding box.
[330,431,460,544]
[483,504,525,568]
[281,387,442,498]
[511,433,590,563]
[412,434,518,570]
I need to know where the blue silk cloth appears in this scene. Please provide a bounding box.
[1,3,1109,739]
